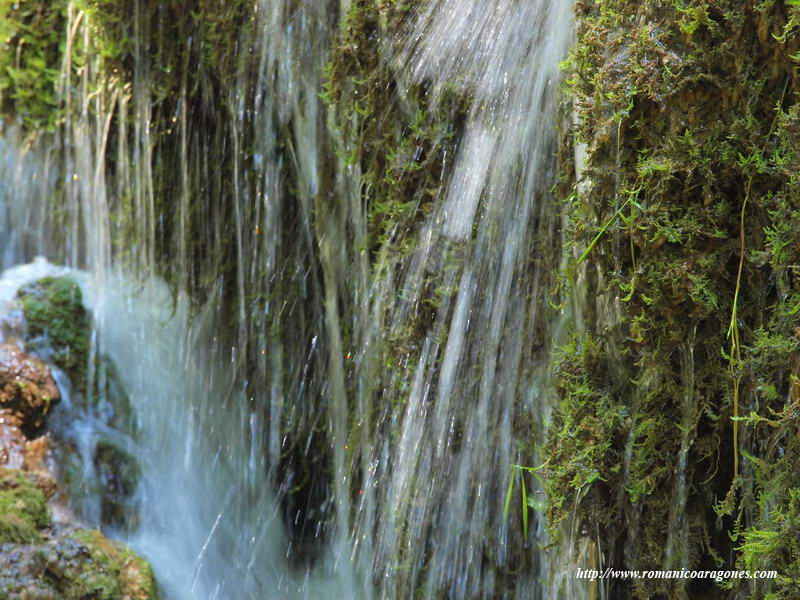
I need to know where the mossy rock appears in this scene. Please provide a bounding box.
[17,277,91,390]
[556,1,800,597]
[64,529,156,600]
[0,467,50,544]
[93,440,140,532]
[0,527,158,600]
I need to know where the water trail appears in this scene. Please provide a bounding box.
[664,326,698,586]
[346,1,574,597]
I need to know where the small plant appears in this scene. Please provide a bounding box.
[502,458,550,539]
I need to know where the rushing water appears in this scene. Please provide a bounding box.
[0,1,574,598]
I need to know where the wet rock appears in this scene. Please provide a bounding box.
[0,527,157,600]
[0,344,60,436]
[23,434,52,475]
[0,415,26,468]
[16,277,90,389]
[0,346,58,435]
[94,440,140,531]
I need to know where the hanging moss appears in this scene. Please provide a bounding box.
[0,0,69,131]
[551,1,800,598]
[325,0,465,265]
[544,332,627,529]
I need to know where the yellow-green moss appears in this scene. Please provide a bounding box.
[67,529,157,600]
[0,467,50,544]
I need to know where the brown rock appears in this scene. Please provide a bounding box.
[23,435,51,474]
[0,343,60,434]
[0,414,26,468]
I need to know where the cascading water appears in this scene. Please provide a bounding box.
[0,0,575,598]
[348,2,574,598]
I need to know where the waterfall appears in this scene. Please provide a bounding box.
[0,0,574,598]
[350,2,574,597]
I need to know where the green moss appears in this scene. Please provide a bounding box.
[65,529,157,600]
[0,467,50,544]
[553,0,800,597]
[18,276,91,388]
[543,333,627,529]
[0,0,69,131]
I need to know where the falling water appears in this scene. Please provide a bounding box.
[344,2,574,598]
[0,0,574,598]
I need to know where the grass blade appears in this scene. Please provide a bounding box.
[503,468,515,521]
[521,472,528,538]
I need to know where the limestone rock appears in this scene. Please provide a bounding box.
[0,344,60,435]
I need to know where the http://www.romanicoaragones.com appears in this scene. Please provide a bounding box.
[575,567,778,583]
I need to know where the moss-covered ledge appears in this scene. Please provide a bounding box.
[548,1,800,598]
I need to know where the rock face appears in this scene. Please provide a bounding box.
[0,343,60,436]
[0,320,157,599]
[0,517,157,600]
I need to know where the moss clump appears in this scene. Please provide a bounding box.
[0,0,69,131]
[63,529,157,600]
[0,467,50,544]
[543,333,627,529]
[553,1,800,598]
[17,276,91,389]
